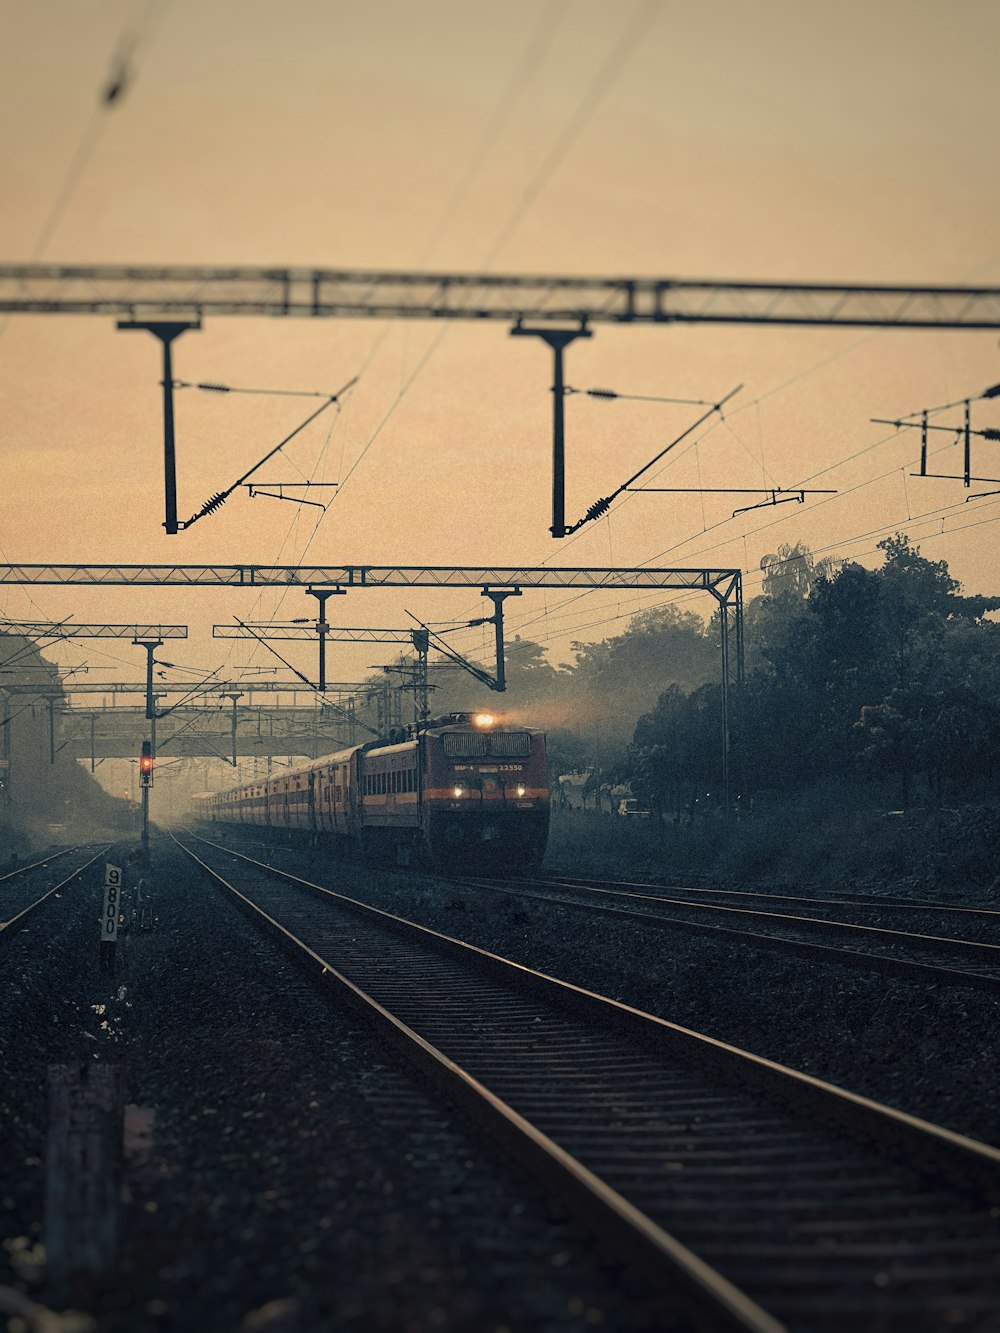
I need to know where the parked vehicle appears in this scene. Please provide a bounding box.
[617,797,652,818]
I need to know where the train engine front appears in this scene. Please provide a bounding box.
[420,712,549,868]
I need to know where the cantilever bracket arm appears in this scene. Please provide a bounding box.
[406,589,521,693]
[566,385,744,535]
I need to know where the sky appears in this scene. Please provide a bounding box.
[1,0,999,742]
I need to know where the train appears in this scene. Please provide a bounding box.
[194,711,550,868]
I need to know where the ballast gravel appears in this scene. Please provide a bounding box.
[240,830,1000,1150]
[0,839,664,1333]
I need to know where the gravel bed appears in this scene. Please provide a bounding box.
[0,846,102,919]
[231,834,1000,1149]
[0,837,664,1333]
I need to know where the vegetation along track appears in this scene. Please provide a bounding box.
[0,844,110,943]
[434,871,1000,992]
[174,830,1000,1333]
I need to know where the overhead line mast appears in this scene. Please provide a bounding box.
[5,264,998,539]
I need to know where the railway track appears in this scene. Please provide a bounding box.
[0,844,109,942]
[174,830,1000,1333]
[547,872,1000,932]
[431,870,1000,992]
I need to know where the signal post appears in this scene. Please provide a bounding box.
[139,740,153,859]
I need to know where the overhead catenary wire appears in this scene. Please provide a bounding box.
[326,0,656,516]
[231,618,380,737]
[445,426,969,652]
[0,1,168,342]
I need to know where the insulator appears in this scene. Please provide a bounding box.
[981,383,1000,399]
[587,388,619,400]
[196,382,231,393]
[197,491,229,518]
[982,428,1000,441]
[584,496,612,523]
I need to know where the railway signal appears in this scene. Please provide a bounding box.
[139,740,153,861]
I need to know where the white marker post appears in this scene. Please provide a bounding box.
[101,864,122,974]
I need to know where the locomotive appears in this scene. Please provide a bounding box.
[195,712,550,868]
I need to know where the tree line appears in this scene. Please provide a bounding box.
[411,535,1000,815]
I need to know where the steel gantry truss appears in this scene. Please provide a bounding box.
[0,562,744,802]
[3,265,1000,326]
[5,265,1000,539]
[0,563,739,591]
[0,622,188,639]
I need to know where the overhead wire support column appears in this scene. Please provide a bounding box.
[510,322,592,538]
[719,596,730,815]
[965,399,972,489]
[135,638,162,857]
[117,320,201,535]
[304,587,346,690]
[483,589,522,692]
[225,693,242,767]
[708,573,744,817]
[920,410,929,477]
[734,571,745,685]
[410,630,430,728]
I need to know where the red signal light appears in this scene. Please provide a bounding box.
[140,741,153,786]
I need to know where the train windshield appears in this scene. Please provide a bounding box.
[442,732,531,759]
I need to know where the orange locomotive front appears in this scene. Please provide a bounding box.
[418,713,549,867]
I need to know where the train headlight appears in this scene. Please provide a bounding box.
[453,785,465,798]
[473,712,495,728]
[516,785,526,797]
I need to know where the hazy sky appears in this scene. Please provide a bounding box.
[2,0,999,698]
